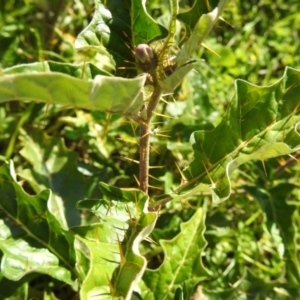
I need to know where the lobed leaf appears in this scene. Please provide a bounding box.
[170,66,300,203]
[0,161,76,284]
[111,212,157,299]
[73,222,125,299]
[142,208,208,300]
[19,129,97,228]
[73,185,157,299]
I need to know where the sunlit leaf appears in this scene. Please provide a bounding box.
[175,0,230,66]
[168,67,300,204]
[73,186,157,299]
[143,208,208,300]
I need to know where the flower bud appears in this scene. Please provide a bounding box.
[135,44,157,73]
[135,44,154,64]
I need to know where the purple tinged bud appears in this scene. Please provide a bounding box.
[135,44,154,64]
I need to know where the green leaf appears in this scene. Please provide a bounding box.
[157,0,178,74]
[175,0,230,66]
[77,184,149,222]
[170,66,300,203]
[19,129,97,228]
[74,237,91,283]
[76,199,137,223]
[99,182,149,213]
[159,0,228,93]
[3,60,111,78]
[74,0,117,74]
[0,65,146,117]
[0,161,76,284]
[173,287,183,300]
[73,223,124,299]
[131,0,168,45]
[177,0,209,31]
[248,183,300,286]
[143,208,208,300]
[111,212,157,298]
[74,1,113,52]
[212,268,298,299]
[73,187,157,299]
[99,182,147,203]
[159,60,199,93]
[0,274,31,300]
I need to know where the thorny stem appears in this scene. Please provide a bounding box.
[139,77,162,194]
[139,123,150,193]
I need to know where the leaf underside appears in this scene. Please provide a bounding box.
[0,62,146,118]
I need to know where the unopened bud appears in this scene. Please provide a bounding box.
[135,44,157,73]
[135,44,154,64]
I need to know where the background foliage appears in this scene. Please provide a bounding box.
[0,0,300,299]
